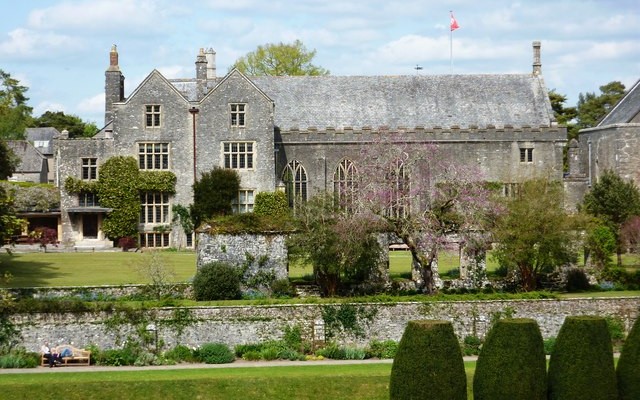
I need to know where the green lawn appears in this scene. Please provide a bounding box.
[0,362,479,400]
[0,251,197,287]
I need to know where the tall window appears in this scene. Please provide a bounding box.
[333,159,358,210]
[140,192,170,224]
[387,160,410,219]
[520,148,533,163]
[230,103,246,127]
[232,189,255,213]
[138,143,169,170]
[81,158,97,180]
[78,191,98,207]
[223,142,254,169]
[145,105,161,128]
[282,160,308,209]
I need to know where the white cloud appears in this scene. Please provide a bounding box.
[157,65,191,79]
[33,101,66,116]
[0,28,82,59]
[76,93,104,124]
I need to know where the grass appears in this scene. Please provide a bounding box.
[0,362,479,400]
[0,251,197,287]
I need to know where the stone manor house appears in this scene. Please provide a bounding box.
[50,41,638,250]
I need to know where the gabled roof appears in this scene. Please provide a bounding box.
[25,127,60,155]
[121,69,190,106]
[598,79,640,126]
[170,73,554,130]
[6,140,46,173]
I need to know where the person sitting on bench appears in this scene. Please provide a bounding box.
[41,341,62,367]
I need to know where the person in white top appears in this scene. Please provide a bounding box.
[41,341,61,367]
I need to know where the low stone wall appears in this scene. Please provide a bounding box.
[13,297,638,353]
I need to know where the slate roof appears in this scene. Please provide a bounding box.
[25,127,60,155]
[6,140,46,173]
[170,73,554,130]
[598,79,640,126]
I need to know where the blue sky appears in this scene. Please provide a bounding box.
[1,0,638,125]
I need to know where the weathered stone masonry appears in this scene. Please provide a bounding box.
[14,298,638,352]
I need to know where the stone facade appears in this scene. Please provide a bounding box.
[53,42,569,250]
[13,298,639,352]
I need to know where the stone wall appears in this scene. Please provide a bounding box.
[13,297,638,353]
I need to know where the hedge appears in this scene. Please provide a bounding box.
[547,316,617,400]
[389,320,466,400]
[617,316,640,400]
[473,318,546,400]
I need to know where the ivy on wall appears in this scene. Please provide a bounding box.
[65,156,176,241]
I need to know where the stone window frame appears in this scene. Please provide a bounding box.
[502,182,521,198]
[138,142,170,170]
[78,191,98,207]
[139,232,170,248]
[333,158,358,211]
[223,142,254,170]
[139,192,170,224]
[386,159,410,219]
[230,103,246,127]
[81,157,98,180]
[145,104,161,128]
[282,160,308,210]
[232,189,255,213]
[519,147,533,163]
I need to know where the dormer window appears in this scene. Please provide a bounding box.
[230,103,245,127]
[145,105,161,128]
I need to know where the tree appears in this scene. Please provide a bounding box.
[585,222,616,270]
[31,111,98,138]
[231,40,329,76]
[0,140,19,180]
[492,178,577,291]
[576,81,626,130]
[0,185,23,245]
[287,193,383,296]
[190,167,240,227]
[354,136,498,293]
[582,169,640,266]
[548,90,578,140]
[0,70,32,139]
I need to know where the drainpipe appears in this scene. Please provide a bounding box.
[189,107,199,183]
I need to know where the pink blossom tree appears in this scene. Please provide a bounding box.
[354,135,499,293]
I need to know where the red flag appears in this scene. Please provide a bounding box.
[450,12,460,31]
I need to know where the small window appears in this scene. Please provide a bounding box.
[223,142,254,169]
[230,103,246,127]
[232,190,255,213]
[79,192,98,207]
[145,105,161,128]
[186,233,194,248]
[139,232,170,248]
[140,192,170,224]
[519,148,533,163]
[81,158,97,180]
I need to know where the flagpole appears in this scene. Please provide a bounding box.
[450,22,453,74]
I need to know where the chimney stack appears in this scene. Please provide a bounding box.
[195,48,208,99]
[105,45,125,126]
[532,41,542,76]
[205,48,216,79]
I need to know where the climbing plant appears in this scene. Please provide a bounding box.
[64,156,176,242]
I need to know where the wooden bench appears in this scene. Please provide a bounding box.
[41,345,91,367]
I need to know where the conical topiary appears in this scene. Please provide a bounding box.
[547,315,617,400]
[617,316,640,400]
[389,320,466,400]
[473,318,547,400]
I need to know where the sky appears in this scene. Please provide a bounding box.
[1,0,639,126]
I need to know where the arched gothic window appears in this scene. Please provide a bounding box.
[387,160,410,218]
[333,159,358,210]
[282,160,308,209]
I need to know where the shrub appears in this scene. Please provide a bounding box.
[271,278,296,298]
[543,337,556,355]
[473,318,547,400]
[259,346,280,361]
[0,348,39,368]
[253,191,289,218]
[242,350,262,361]
[343,346,366,360]
[192,262,241,301]
[461,335,482,356]
[617,316,640,400]
[316,343,346,360]
[234,343,264,358]
[163,344,196,363]
[565,268,591,292]
[365,340,398,359]
[197,343,235,364]
[548,316,617,400]
[389,320,467,400]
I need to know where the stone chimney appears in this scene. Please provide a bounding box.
[205,48,216,79]
[532,41,542,76]
[196,48,208,99]
[105,45,125,126]
[567,138,580,176]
